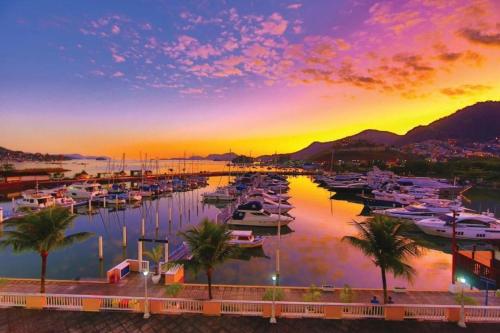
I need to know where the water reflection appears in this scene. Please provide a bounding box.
[0,175,498,290]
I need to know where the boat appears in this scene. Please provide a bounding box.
[67,182,107,199]
[373,199,464,221]
[329,180,370,194]
[243,197,294,214]
[252,188,291,201]
[226,201,294,227]
[360,190,416,210]
[416,212,500,240]
[228,230,265,248]
[16,191,56,210]
[202,187,235,201]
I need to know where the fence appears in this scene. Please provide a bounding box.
[1,292,499,323]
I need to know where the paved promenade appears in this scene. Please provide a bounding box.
[1,308,499,333]
[1,275,498,305]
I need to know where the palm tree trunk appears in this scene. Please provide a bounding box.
[381,266,387,304]
[40,251,48,293]
[206,267,213,300]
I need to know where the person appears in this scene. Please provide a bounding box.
[387,296,394,304]
[370,296,379,304]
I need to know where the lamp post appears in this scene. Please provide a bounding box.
[458,277,466,328]
[143,270,150,319]
[270,274,277,324]
[276,185,281,286]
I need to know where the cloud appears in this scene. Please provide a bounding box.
[440,84,491,97]
[112,71,125,77]
[180,87,204,94]
[111,25,120,34]
[257,13,288,36]
[287,3,302,10]
[112,53,126,63]
[458,28,500,47]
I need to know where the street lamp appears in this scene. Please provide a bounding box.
[270,274,277,324]
[143,270,150,319]
[457,277,466,328]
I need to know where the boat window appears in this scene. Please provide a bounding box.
[232,211,245,220]
[458,219,488,227]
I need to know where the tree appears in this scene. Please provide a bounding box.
[0,207,93,293]
[342,216,422,303]
[144,244,164,276]
[178,219,237,299]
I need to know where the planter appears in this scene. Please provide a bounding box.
[152,274,161,284]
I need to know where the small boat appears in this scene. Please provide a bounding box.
[226,201,294,227]
[67,182,107,199]
[228,230,265,248]
[202,187,235,201]
[416,212,500,240]
[16,191,56,210]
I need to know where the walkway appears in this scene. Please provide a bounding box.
[1,275,498,305]
[1,308,499,333]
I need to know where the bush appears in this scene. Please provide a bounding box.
[339,284,355,303]
[303,284,322,302]
[165,283,183,297]
[262,288,284,301]
[454,293,478,305]
[496,290,500,298]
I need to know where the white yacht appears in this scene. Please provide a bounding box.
[16,191,56,210]
[228,230,265,248]
[252,188,291,201]
[244,197,294,214]
[416,212,500,240]
[373,199,463,221]
[202,187,235,201]
[361,190,415,210]
[226,201,294,227]
[67,182,107,200]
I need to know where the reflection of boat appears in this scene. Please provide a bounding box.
[226,201,294,227]
[234,246,270,261]
[228,230,264,248]
[416,212,500,240]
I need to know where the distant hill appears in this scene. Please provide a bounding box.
[206,152,238,161]
[0,146,68,162]
[396,101,500,145]
[63,153,109,160]
[287,101,499,161]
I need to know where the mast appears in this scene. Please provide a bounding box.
[330,149,334,175]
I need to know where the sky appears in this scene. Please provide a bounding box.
[1,0,499,158]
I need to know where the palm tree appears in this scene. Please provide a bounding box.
[144,244,164,276]
[178,218,237,299]
[342,216,422,303]
[0,207,93,293]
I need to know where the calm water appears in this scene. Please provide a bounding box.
[0,176,498,290]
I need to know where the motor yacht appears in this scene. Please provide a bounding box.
[16,191,56,210]
[202,187,235,201]
[373,199,463,221]
[226,201,294,227]
[67,182,107,200]
[361,190,415,210]
[416,212,500,240]
[243,197,293,214]
[228,230,265,248]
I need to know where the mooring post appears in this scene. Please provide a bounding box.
[98,236,103,260]
[122,226,127,247]
[103,196,106,208]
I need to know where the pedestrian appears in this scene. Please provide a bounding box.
[370,295,379,304]
[387,296,394,304]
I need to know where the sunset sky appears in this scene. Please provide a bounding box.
[1,0,499,158]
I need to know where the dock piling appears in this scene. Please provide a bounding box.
[88,199,92,212]
[141,217,145,236]
[138,241,143,272]
[70,203,74,215]
[98,236,103,260]
[122,226,127,247]
[103,196,106,208]
[0,207,3,223]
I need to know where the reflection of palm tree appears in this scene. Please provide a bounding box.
[342,216,422,303]
[144,245,163,275]
[0,207,93,293]
[178,218,237,299]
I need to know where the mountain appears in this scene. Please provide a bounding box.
[0,146,68,161]
[396,101,500,145]
[290,130,401,160]
[206,152,238,161]
[63,153,109,160]
[287,101,499,161]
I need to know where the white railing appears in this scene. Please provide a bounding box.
[158,298,203,313]
[221,300,264,316]
[46,295,83,310]
[402,304,447,320]
[465,306,500,322]
[280,302,325,318]
[342,303,384,318]
[0,293,27,307]
[140,260,149,272]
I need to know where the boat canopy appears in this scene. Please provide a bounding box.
[237,201,263,211]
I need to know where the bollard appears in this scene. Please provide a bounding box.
[122,226,127,247]
[98,236,103,260]
[141,217,145,236]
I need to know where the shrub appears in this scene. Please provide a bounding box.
[165,283,183,297]
[303,284,322,302]
[262,288,284,301]
[339,284,355,303]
